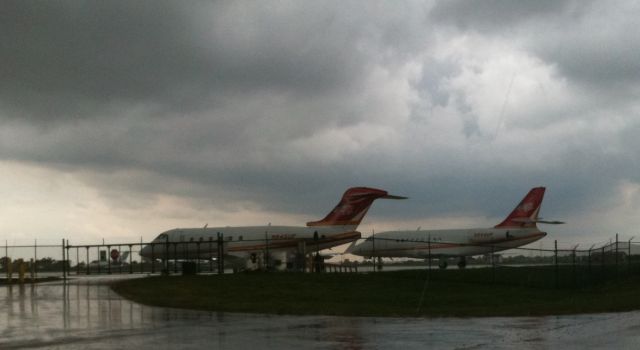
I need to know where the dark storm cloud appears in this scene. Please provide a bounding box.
[0,1,434,213]
[430,0,583,31]
[0,1,372,121]
[1,1,204,118]
[526,4,640,93]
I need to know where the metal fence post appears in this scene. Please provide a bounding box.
[209,237,213,273]
[587,244,594,275]
[427,234,431,274]
[107,245,112,274]
[140,238,144,274]
[34,239,38,280]
[65,239,69,279]
[196,241,200,273]
[572,246,577,288]
[128,244,135,273]
[264,231,269,271]
[554,240,558,289]
[313,231,320,274]
[164,234,170,275]
[491,245,495,284]
[616,233,618,277]
[217,232,224,274]
[127,244,132,274]
[62,239,67,281]
[601,246,605,277]
[86,246,90,275]
[151,243,155,274]
[173,243,178,274]
[629,237,635,273]
[96,246,101,275]
[220,234,225,273]
[372,231,376,273]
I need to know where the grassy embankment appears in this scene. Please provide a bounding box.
[111,267,640,317]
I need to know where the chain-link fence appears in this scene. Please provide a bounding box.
[1,235,638,289]
[0,234,330,280]
[363,235,640,289]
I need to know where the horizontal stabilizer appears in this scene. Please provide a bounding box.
[511,218,565,225]
[536,220,565,225]
[382,194,408,200]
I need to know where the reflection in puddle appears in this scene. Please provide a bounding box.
[0,277,639,349]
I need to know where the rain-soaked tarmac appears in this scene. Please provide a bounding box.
[1,276,639,349]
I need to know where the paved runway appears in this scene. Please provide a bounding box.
[1,276,639,349]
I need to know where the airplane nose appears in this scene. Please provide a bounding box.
[140,244,150,258]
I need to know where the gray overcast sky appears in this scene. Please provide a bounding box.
[1,1,639,248]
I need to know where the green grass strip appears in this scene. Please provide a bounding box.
[111,269,640,317]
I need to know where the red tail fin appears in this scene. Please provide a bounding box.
[307,187,405,227]
[494,187,546,228]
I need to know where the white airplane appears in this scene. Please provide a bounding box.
[139,187,405,270]
[346,187,563,268]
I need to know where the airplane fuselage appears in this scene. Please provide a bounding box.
[348,227,547,259]
[140,225,360,260]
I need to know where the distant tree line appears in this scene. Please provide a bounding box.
[0,256,69,272]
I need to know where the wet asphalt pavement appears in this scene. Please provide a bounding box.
[1,276,639,349]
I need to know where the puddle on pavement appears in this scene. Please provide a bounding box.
[0,276,638,349]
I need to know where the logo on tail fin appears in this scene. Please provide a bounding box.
[495,187,546,228]
[307,187,406,227]
[518,202,534,213]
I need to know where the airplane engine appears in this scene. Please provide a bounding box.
[272,252,287,271]
[457,256,467,269]
[245,252,262,271]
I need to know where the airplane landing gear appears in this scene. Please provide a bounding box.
[457,256,467,269]
[161,259,169,275]
[438,258,448,269]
